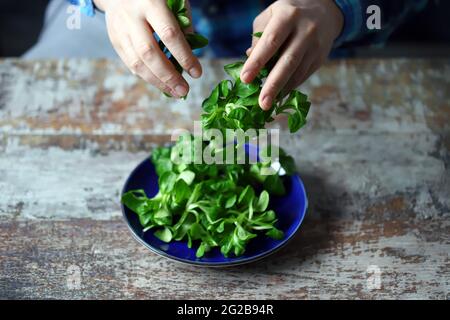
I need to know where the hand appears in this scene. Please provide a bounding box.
[241,0,344,110]
[94,0,202,98]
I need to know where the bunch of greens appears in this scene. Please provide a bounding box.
[122,139,287,258]
[202,33,310,133]
[162,0,208,95]
[121,2,311,259]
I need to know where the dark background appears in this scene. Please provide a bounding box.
[0,0,49,56]
[1,0,449,57]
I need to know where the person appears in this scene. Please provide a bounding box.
[27,0,428,109]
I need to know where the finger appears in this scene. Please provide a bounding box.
[109,19,172,94]
[119,33,172,94]
[283,51,318,94]
[259,39,307,110]
[246,47,253,56]
[129,19,189,98]
[251,8,271,48]
[145,1,202,79]
[241,11,294,83]
[105,15,124,59]
[301,61,321,84]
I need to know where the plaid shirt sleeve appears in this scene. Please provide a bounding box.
[333,0,428,47]
[67,0,95,17]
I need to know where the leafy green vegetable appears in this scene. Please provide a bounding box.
[167,0,189,28]
[264,174,286,196]
[178,170,195,185]
[185,33,209,50]
[224,62,244,81]
[159,171,177,193]
[255,190,269,212]
[167,0,185,13]
[122,14,312,259]
[266,227,284,240]
[155,227,173,242]
[122,141,289,258]
[200,44,311,133]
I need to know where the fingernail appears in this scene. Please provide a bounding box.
[174,84,188,97]
[241,71,250,82]
[262,96,271,110]
[189,67,201,78]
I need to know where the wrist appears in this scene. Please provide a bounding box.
[326,0,344,41]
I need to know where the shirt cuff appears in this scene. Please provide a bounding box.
[68,0,96,17]
[333,0,364,48]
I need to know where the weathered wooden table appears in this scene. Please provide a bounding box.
[0,58,448,299]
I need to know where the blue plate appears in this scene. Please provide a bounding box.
[121,149,308,267]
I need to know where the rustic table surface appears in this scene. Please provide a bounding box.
[0,58,448,299]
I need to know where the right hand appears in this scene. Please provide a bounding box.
[94,0,202,98]
[241,0,344,110]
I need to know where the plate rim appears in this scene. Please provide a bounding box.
[121,156,308,267]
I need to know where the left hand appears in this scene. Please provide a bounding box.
[241,0,344,110]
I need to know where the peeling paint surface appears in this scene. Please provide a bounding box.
[0,58,449,299]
